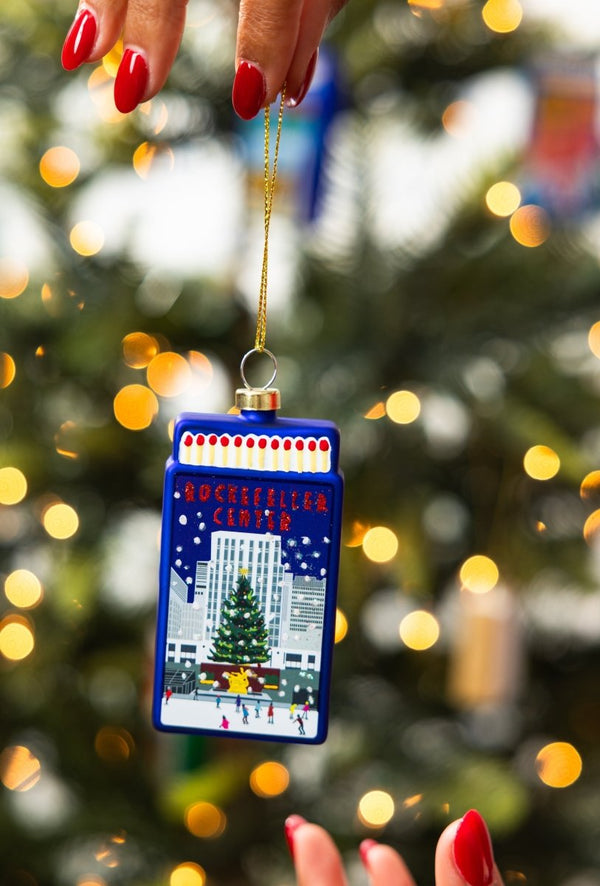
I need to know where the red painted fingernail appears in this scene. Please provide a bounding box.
[359,838,378,867]
[453,810,495,886]
[232,60,266,120]
[61,7,97,71]
[286,50,319,108]
[284,814,306,860]
[114,48,149,113]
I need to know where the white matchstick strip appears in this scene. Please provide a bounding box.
[317,437,331,472]
[179,432,194,464]
[306,437,318,473]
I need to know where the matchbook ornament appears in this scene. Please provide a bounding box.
[152,94,343,744]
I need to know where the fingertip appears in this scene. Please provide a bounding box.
[284,814,307,860]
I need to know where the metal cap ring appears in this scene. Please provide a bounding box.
[240,347,278,391]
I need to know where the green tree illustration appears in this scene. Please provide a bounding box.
[208,571,271,664]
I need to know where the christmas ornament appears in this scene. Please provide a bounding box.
[152,93,344,744]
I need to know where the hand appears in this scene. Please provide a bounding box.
[60,0,348,117]
[285,809,505,886]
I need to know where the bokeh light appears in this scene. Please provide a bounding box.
[509,205,550,247]
[335,608,349,643]
[442,100,473,138]
[102,41,123,77]
[94,726,135,763]
[0,258,29,299]
[580,471,600,500]
[536,742,582,788]
[386,390,421,424]
[0,467,27,505]
[77,877,107,886]
[70,221,105,256]
[147,352,192,397]
[122,332,160,368]
[184,801,227,838]
[459,554,499,594]
[113,384,159,430]
[4,570,43,609]
[0,745,41,791]
[170,863,206,886]
[0,615,35,661]
[523,445,560,480]
[399,610,440,650]
[583,509,600,545]
[482,0,523,33]
[42,502,79,539]
[133,142,174,179]
[249,761,290,798]
[362,526,399,563]
[55,420,79,460]
[485,181,521,217]
[0,352,16,388]
[188,351,214,385]
[357,790,395,828]
[39,146,80,188]
[588,321,600,359]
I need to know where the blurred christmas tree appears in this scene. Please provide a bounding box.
[3,1,600,885]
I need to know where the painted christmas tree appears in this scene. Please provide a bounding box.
[208,571,270,664]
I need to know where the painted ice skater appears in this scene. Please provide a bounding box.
[254,700,261,718]
[302,701,310,719]
[289,703,297,720]
[242,704,249,724]
[165,688,173,704]
[268,702,274,723]
[295,715,306,736]
[220,716,230,729]
[216,696,222,709]
[235,695,242,714]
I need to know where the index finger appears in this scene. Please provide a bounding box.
[289,821,349,886]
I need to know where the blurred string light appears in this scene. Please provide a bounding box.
[0,745,41,791]
[113,384,159,430]
[146,352,192,398]
[184,801,226,838]
[102,41,123,77]
[0,614,35,661]
[346,520,369,548]
[39,147,80,188]
[364,401,386,420]
[0,467,27,505]
[583,509,600,545]
[362,526,399,563]
[386,390,421,424]
[94,726,135,763]
[482,0,523,33]
[523,444,560,480]
[408,0,445,10]
[4,570,43,609]
[588,321,600,359]
[485,181,521,217]
[88,66,122,124]
[249,761,290,798]
[0,258,29,299]
[399,610,440,650]
[580,470,600,499]
[335,607,349,643]
[78,876,107,886]
[0,352,16,387]
[459,555,499,594]
[133,142,175,180]
[55,421,79,460]
[509,205,550,247]
[70,221,105,257]
[170,863,206,886]
[42,502,79,540]
[188,351,214,386]
[535,741,582,788]
[357,790,395,828]
[441,100,475,139]
[122,331,160,368]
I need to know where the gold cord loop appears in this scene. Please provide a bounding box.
[254,86,286,353]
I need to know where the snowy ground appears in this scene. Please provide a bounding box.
[158,693,320,741]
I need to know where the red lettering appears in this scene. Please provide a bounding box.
[239,509,250,528]
[279,512,292,532]
[267,488,275,508]
[279,490,287,509]
[227,507,236,527]
[267,512,275,531]
[254,510,262,529]
[316,493,328,513]
[291,491,300,510]
[228,485,237,504]
[303,491,313,511]
[214,507,223,525]
[254,488,262,507]
[184,481,195,502]
[215,484,225,503]
[241,487,249,506]
[199,484,212,502]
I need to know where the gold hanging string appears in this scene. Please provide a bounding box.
[254,85,286,353]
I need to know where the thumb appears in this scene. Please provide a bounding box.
[435,810,504,886]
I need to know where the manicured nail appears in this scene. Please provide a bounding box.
[61,7,97,71]
[114,48,149,113]
[286,50,318,108]
[284,814,306,860]
[453,810,495,886]
[232,60,266,120]
[359,838,379,867]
